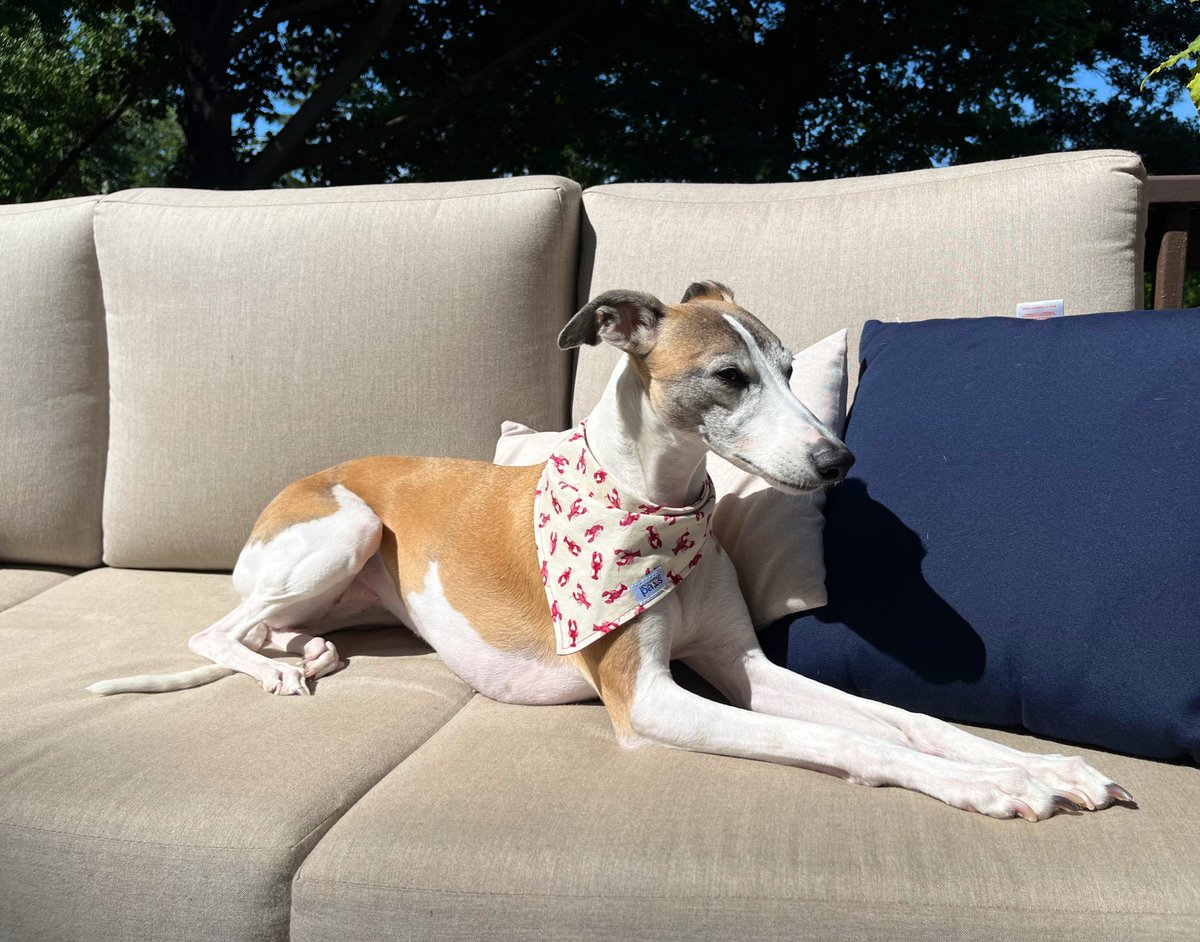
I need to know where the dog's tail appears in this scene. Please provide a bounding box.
[85,664,234,696]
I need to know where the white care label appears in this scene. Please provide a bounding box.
[1015,299,1064,319]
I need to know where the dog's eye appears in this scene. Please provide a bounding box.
[782,363,793,382]
[714,367,748,387]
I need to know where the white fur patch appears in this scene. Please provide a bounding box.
[233,484,380,611]
[404,561,596,705]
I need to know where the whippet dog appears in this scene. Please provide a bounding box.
[89,281,1132,821]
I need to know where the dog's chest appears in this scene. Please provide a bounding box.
[663,546,747,654]
[534,428,716,654]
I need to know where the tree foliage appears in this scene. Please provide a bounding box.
[1,0,1198,202]
[1142,0,1200,113]
[0,1,179,198]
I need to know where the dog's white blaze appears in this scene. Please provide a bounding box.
[404,561,595,705]
[721,314,831,432]
[722,314,837,485]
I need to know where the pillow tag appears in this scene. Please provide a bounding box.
[1015,299,1064,319]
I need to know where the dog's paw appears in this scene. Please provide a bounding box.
[261,663,310,696]
[1019,753,1133,811]
[301,638,342,680]
[950,766,1096,822]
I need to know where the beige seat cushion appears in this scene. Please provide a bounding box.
[95,178,581,570]
[0,197,108,567]
[573,150,1146,418]
[0,566,74,612]
[292,695,1200,942]
[0,568,472,942]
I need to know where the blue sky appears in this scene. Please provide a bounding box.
[234,59,1200,163]
[1074,65,1198,121]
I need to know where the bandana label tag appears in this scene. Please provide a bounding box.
[632,567,668,604]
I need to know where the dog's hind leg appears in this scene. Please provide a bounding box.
[257,627,343,681]
[187,483,384,695]
[186,599,311,695]
[88,598,291,697]
[88,482,383,697]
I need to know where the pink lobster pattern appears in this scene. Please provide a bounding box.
[535,421,714,654]
[601,583,629,604]
[671,532,695,556]
[613,547,642,567]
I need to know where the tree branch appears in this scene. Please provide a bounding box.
[239,0,405,187]
[160,0,239,46]
[227,0,347,58]
[279,0,598,177]
[35,88,136,200]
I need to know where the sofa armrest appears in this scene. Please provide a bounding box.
[1147,175,1200,308]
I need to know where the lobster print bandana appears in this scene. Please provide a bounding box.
[534,423,715,655]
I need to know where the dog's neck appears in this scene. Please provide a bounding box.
[585,355,709,508]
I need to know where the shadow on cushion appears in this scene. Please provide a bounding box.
[810,478,985,686]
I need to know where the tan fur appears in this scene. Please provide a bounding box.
[645,303,745,382]
[568,623,643,738]
[252,457,556,661]
[247,455,652,693]
[249,480,341,544]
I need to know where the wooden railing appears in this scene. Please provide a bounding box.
[1147,176,1200,309]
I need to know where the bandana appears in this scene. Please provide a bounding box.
[534,423,715,654]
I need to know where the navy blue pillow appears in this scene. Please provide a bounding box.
[772,309,1200,761]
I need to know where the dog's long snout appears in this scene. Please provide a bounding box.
[812,442,855,483]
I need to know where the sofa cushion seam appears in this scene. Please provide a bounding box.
[290,874,1195,917]
[0,690,474,855]
[583,152,1141,207]
[0,197,100,217]
[96,185,570,211]
[0,571,80,614]
[0,819,284,852]
[287,690,475,854]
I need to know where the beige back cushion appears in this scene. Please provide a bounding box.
[0,197,108,567]
[96,178,580,570]
[572,150,1146,419]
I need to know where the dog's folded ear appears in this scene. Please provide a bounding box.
[558,290,668,354]
[681,281,734,303]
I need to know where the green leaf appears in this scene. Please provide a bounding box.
[1142,33,1200,89]
[1190,63,1200,112]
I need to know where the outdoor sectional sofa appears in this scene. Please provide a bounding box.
[1,149,1197,941]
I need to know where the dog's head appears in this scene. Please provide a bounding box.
[558,281,854,493]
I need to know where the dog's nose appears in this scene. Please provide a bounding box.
[812,443,855,483]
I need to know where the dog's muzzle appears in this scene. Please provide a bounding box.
[811,443,855,483]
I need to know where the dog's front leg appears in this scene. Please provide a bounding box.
[700,641,1132,811]
[675,553,1131,812]
[576,597,1102,821]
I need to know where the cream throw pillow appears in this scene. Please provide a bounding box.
[495,329,848,626]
